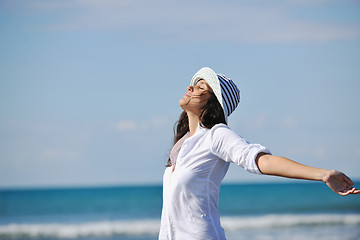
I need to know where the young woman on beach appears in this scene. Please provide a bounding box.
[158,67,359,240]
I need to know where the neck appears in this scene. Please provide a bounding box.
[187,111,200,136]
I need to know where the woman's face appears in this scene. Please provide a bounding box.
[179,79,212,114]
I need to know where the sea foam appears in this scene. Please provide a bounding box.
[0,214,359,238]
[0,219,160,238]
[221,214,360,230]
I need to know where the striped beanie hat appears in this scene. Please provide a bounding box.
[190,67,240,120]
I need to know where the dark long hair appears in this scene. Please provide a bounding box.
[166,92,226,167]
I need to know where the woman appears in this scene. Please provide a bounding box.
[158,67,359,240]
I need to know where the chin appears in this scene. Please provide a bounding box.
[179,102,186,110]
[179,97,187,108]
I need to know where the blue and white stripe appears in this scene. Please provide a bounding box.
[217,74,240,117]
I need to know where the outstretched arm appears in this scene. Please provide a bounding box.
[256,153,360,196]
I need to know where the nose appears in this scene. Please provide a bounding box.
[187,86,194,92]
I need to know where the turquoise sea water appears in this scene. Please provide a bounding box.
[0,181,359,240]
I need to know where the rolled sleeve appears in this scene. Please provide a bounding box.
[210,124,271,175]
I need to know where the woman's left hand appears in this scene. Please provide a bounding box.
[323,170,360,196]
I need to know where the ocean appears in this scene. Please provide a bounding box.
[0,181,359,240]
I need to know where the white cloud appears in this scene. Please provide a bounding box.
[115,116,171,132]
[116,120,137,131]
[280,115,299,129]
[287,0,328,6]
[253,112,269,130]
[39,148,80,162]
[27,0,360,43]
[236,111,269,132]
[313,146,326,159]
[150,116,172,128]
[355,147,360,159]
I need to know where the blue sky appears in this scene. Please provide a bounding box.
[1,0,360,188]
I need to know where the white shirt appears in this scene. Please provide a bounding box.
[159,123,271,240]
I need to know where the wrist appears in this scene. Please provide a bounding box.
[321,169,335,183]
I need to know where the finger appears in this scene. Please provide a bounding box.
[341,187,360,196]
[338,191,349,196]
[342,174,354,186]
[348,188,356,194]
[342,188,355,196]
[341,184,353,192]
[352,189,360,194]
[336,185,352,195]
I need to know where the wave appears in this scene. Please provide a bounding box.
[0,214,359,238]
[0,219,160,238]
[221,214,360,230]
